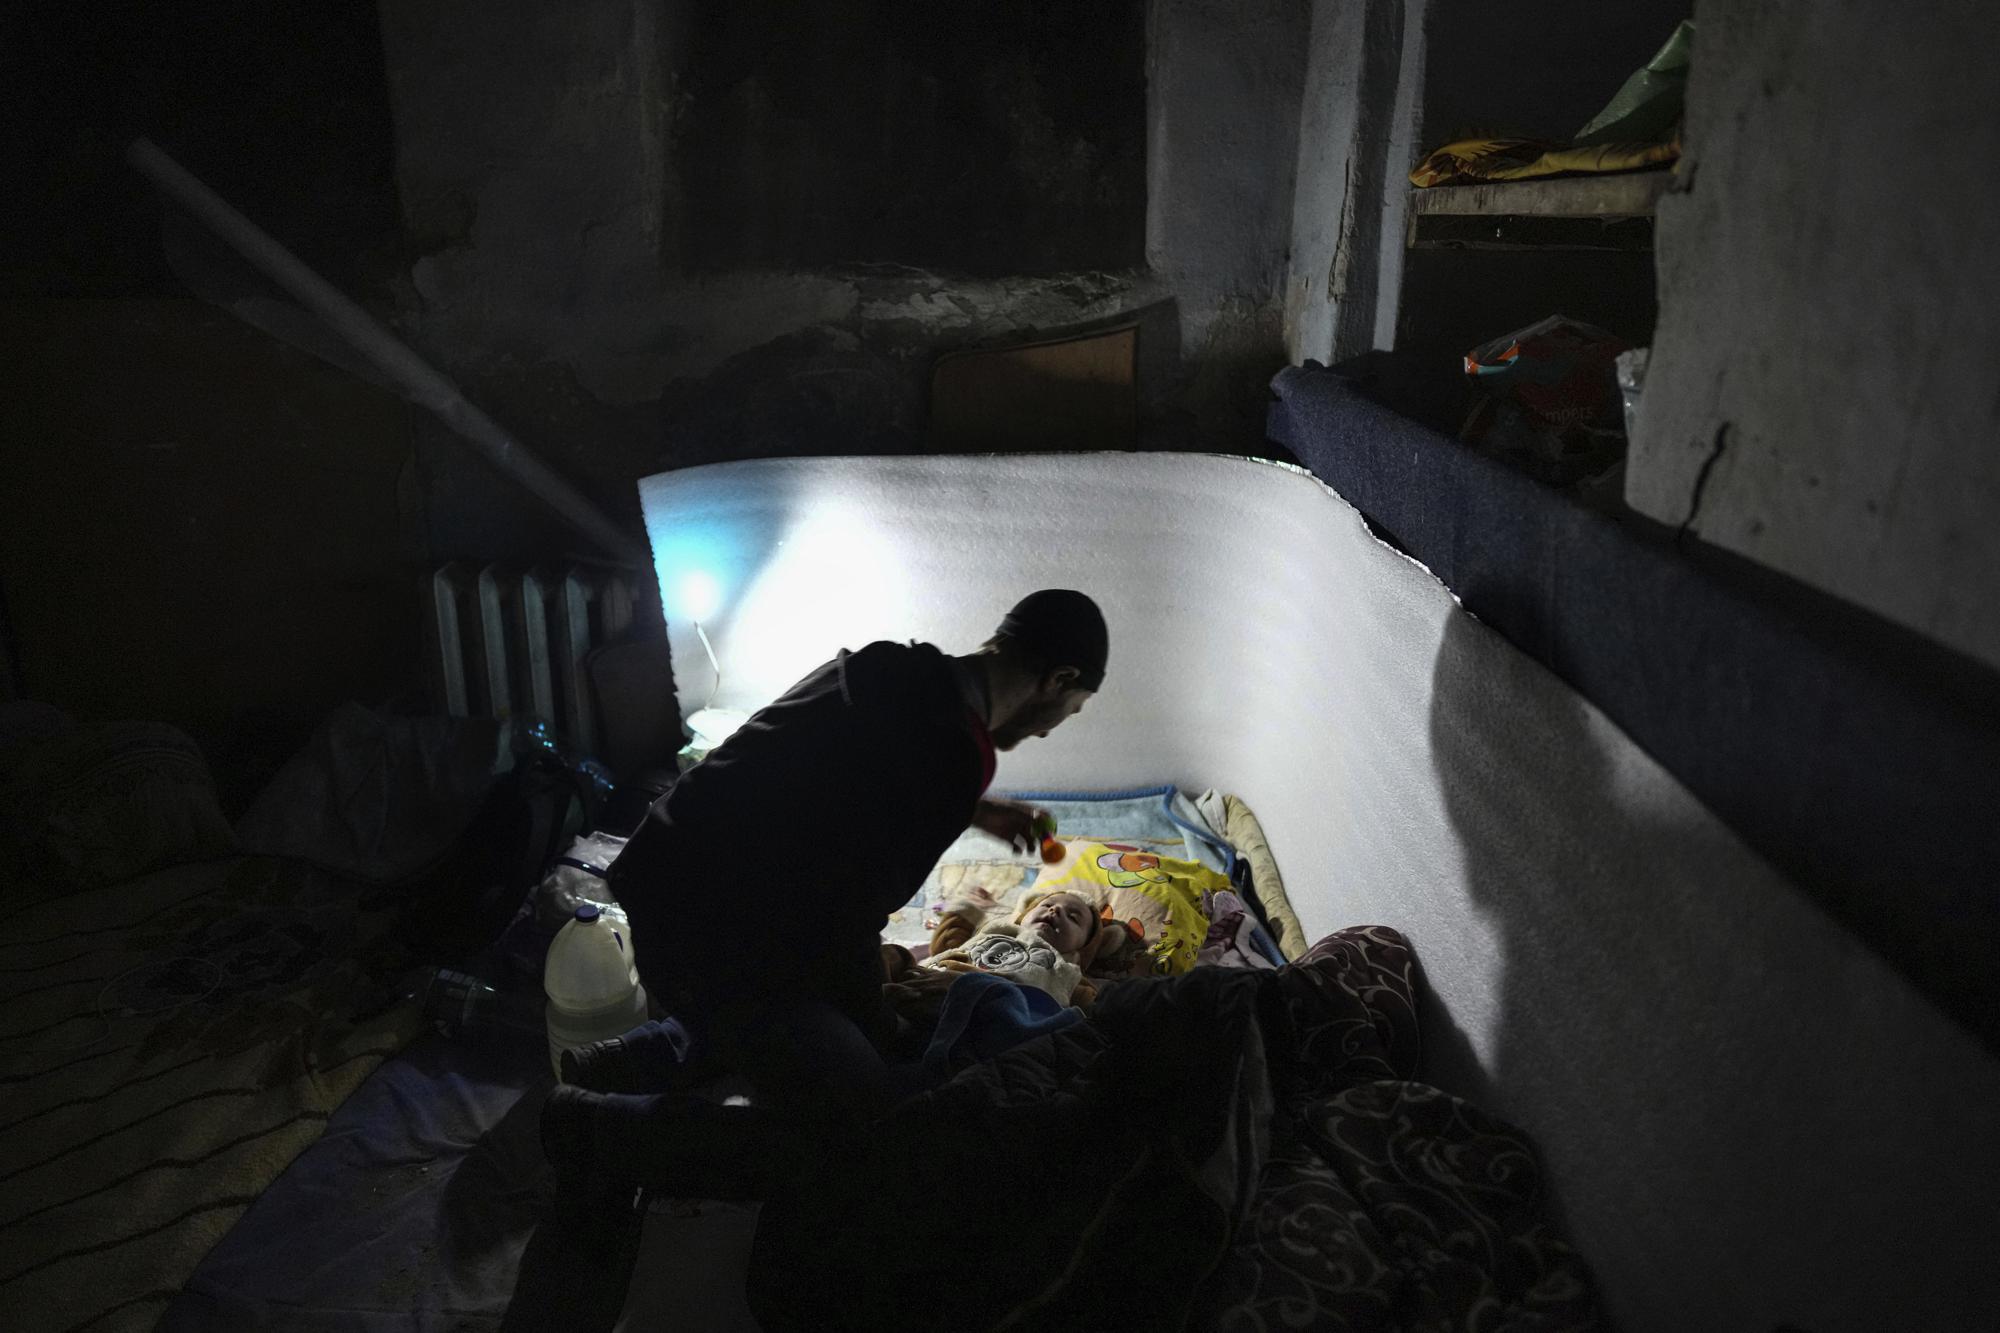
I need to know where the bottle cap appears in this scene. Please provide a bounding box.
[574,904,601,922]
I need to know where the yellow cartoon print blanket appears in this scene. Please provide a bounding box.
[1025,842,1228,975]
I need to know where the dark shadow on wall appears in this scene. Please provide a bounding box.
[1422,605,1770,1317]
[1421,606,1993,1332]
[1421,611,1629,1228]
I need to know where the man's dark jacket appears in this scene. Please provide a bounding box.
[609,641,986,1026]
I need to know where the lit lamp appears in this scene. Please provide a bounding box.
[671,569,747,766]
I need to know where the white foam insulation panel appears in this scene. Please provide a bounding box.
[637,451,2000,1332]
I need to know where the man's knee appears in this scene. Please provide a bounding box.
[711,997,889,1122]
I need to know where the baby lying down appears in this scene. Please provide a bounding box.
[882,890,1130,1016]
[924,891,1102,1008]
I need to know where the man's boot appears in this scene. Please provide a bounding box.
[557,1017,703,1093]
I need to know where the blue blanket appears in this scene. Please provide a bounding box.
[158,1032,550,1332]
[924,972,1083,1075]
[1001,783,1235,876]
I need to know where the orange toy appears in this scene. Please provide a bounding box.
[1035,812,1062,863]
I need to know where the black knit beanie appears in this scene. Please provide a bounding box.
[995,590,1108,691]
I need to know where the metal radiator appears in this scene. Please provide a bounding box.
[422,563,636,753]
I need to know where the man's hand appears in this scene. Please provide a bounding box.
[970,798,1046,855]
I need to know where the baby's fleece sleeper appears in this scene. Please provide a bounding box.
[924,920,1084,1007]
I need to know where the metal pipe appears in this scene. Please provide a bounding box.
[126,137,649,567]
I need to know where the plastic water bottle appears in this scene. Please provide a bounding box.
[414,968,546,1048]
[543,904,648,1079]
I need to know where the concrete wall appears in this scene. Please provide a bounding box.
[373,0,1339,554]
[377,0,1316,433]
[1145,0,1313,358]
[675,1,1147,278]
[381,0,1151,394]
[377,0,1209,554]
[1628,0,2000,672]
[379,0,673,406]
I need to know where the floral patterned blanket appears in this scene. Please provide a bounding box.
[0,856,421,1333]
[749,925,1602,1332]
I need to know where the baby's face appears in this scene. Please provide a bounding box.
[1025,894,1093,956]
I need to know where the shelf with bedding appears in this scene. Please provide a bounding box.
[1406,168,1672,252]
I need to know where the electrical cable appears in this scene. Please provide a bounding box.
[13,956,225,1055]
[694,620,722,712]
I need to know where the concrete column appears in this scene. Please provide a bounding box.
[1284,0,1427,366]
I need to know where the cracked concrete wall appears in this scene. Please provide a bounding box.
[1629,0,2000,671]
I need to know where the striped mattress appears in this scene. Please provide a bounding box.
[0,855,421,1333]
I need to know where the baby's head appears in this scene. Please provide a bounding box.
[1023,892,1097,959]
